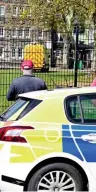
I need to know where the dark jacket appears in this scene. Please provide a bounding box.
[7,75,47,101]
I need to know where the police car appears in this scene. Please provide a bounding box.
[0,87,96,191]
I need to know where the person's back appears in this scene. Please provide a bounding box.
[7,60,47,101]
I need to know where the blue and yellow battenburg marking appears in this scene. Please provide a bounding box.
[0,123,96,163]
[62,124,96,162]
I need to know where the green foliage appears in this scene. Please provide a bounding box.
[20,0,96,32]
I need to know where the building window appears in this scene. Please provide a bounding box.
[38,29,43,39]
[0,6,5,16]
[19,7,24,15]
[44,30,49,39]
[18,29,24,38]
[12,6,18,16]
[0,47,4,58]
[11,48,23,59]
[0,27,4,37]
[12,48,16,58]
[25,28,30,38]
[18,48,23,58]
[11,29,17,37]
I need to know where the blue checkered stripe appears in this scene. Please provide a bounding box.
[62,124,96,162]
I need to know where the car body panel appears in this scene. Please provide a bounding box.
[0,87,96,191]
[72,124,96,162]
[20,97,68,123]
[0,152,96,191]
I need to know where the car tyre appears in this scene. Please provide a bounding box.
[26,163,85,191]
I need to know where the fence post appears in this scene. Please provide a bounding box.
[51,29,57,67]
[74,23,79,87]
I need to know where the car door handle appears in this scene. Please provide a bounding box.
[81,134,96,143]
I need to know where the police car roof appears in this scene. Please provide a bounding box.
[18,87,96,100]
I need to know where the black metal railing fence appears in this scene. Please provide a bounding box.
[0,27,95,112]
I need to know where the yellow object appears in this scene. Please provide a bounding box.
[24,44,45,69]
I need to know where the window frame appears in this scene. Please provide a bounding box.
[65,93,96,125]
[19,7,25,16]
[38,29,43,40]
[11,28,17,38]
[0,6,5,16]
[11,47,23,60]
[11,47,16,59]
[0,27,4,37]
[18,48,23,59]
[18,28,24,38]
[0,47,4,58]
[12,6,18,16]
[25,28,31,38]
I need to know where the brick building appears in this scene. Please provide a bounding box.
[0,0,51,68]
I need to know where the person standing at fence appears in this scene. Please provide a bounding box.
[90,77,96,87]
[7,60,47,101]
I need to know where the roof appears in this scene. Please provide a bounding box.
[19,87,96,100]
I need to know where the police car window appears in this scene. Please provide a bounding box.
[66,96,82,123]
[80,94,96,123]
[0,99,27,121]
[66,94,96,124]
[16,99,42,120]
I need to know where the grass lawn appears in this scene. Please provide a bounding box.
[0,69,94,113]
